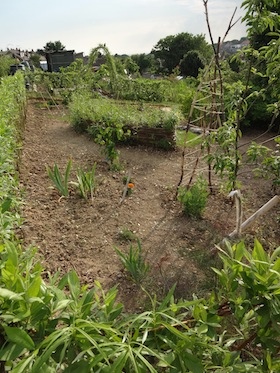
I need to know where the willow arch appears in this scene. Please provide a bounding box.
[88,44,118,93]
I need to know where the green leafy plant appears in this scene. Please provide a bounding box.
[177,177,208,218]
[213,239,280,369]
[118,227,138,242]
[115,240,149,283]
[46,159,72,197]
[71,163,97,201]
[247,138,280,192]
[205,111,243,192]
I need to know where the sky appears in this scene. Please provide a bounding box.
[1,0,247,56]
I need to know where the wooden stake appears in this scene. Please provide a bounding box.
[228,190,242,237]
[229,195,280,238]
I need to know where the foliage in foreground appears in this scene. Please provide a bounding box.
[1,239,280,371]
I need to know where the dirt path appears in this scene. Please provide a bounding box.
[19,100,280,310]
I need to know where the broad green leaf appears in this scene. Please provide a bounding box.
[1,197,12,213]
[52,299,73,313]
[271,260,280,276]
[108,350,128,373]
[68,270,80,299]
[234,241,245,261]
[27,276,42,298]
[80,288,95,318]
[4,326,35,350]
[252,240,268,263]
[6,241,19,267]
[197,323,208,334]
[183,351,204,373]
[0,288,23,301]
[30,301,50,324]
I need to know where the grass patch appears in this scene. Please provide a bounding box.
[176,130,202,147]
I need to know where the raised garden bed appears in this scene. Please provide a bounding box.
[123,126,175,150]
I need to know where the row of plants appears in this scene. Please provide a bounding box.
[69,92,182,131]
[111,76,177,102]
[0,74,26,241]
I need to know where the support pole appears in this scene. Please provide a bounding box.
[229,195,279,239]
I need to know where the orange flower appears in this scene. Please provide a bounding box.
[127,182,135,189]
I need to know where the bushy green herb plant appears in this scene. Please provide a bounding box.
[115,240,149,283]
[46,159,72,197]
[178,177,208,217]
[71,163,97,201]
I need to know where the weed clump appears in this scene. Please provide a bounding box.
[177,177,208,218]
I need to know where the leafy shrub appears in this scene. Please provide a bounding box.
[177,177,208,217]
[247,138,280,192]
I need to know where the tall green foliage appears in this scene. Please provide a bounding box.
[233,0,280,130]
[0,74,26,241]
[151,32,212,75]
[0,55,16,77]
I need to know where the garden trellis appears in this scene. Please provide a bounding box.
[176,53,225,195]
[176,2,241,195]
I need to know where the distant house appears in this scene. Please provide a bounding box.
[45,50,75,72]
[39,60,48,71]
[220,38,250,56]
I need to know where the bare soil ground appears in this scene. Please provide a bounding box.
[19,100,280,311]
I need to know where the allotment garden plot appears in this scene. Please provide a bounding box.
[19,99,280,310]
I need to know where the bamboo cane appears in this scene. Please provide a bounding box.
[229,195,279,238]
